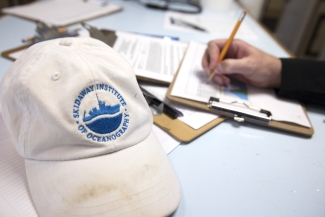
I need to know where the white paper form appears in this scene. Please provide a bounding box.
[171,41,232,103]
[248,87,311,127]
[152,125,180,154]
[113,32,187,83]
[140,83,219,130]
[171,41,311,128]
[164,12,257,40]
[0,116,38,217]
[2,0,122,27]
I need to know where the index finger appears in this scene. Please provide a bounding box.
[204,40,229,71]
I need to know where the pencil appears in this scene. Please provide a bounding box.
[207,11,247,82]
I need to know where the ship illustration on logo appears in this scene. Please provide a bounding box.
[83,100,122,134]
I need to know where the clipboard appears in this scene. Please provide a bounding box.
[146,69,226,142]
[1,0,122,27]
[80,23,186,85]
[153,113,226,143]
[166,68,314,137]
[144,80,227,142]
[139,79,227,143]
[1,24,183,85]
[1,44,30,61]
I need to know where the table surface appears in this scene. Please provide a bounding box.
[0,1,324,217]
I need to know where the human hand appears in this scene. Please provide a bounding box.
[201,39,282,88]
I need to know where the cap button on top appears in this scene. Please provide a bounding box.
[59,38,73,46]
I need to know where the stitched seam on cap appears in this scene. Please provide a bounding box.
[20,67,33,157]
[21,43,53,157]
[20,56,39,157]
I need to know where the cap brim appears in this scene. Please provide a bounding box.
[25,131,181,217]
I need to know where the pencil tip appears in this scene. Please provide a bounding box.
[207,74,214,82]
[239,11,247,21]
[206,78,212,84]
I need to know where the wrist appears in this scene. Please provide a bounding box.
[272,58,282,88]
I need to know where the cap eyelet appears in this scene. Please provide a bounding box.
[51,72,60,81]
[59,38,72,46]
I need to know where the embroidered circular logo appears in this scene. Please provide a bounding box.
[72,84,129,142]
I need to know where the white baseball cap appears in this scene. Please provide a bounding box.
[0,37,181,217]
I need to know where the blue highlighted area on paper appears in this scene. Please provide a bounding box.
[223,79,248,101]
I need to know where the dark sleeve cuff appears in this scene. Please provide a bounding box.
[277,58,325,106]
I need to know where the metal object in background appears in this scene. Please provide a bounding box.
[81,22,117,47]
[22,21,79,44]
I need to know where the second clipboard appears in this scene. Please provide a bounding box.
[138,81,227,143]
[153,113,226,143]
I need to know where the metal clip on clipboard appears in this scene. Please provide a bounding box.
[207,97,272,124]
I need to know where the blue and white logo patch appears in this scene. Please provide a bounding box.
[73,84,129,142]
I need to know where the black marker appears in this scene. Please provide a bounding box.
[139,86,184,119]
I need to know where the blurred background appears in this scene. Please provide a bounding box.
[240,0,325,60]
[1,0,325,60]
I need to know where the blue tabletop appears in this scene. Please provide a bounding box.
[1,1,324,217]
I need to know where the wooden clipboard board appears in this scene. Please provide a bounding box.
[166,70,314,137]
[153,112,227,143]
[1,44,30,61]
[151,67,227,143]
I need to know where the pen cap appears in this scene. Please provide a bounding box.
[0,37,181,217]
